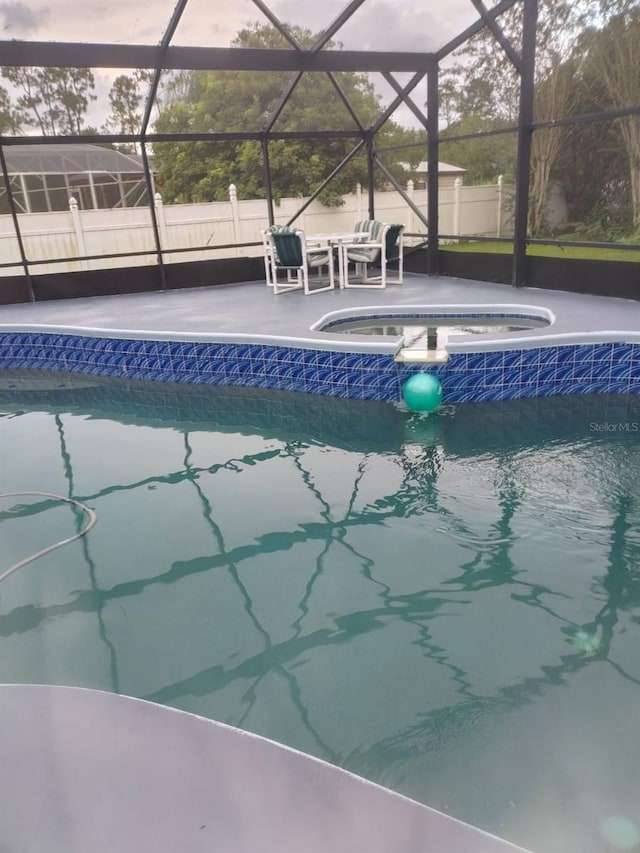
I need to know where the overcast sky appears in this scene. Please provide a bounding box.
[0,0,488,48]
[0,0,491,129]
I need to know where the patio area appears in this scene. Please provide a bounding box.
[2,274,640,346]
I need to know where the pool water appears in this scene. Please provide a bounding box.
[1,371,640,853]
[344,322,529,334]
[331,316,550,352]
[332,315,548,341]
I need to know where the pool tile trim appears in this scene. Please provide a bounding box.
[0,326,639,403]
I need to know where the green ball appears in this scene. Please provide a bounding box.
[402,373,442,413]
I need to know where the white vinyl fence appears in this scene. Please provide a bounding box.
[0,178,514,277]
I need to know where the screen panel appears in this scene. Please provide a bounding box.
[0,0,177,44]
[169,0,296,49]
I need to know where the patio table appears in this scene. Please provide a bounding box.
[307,232,369,288]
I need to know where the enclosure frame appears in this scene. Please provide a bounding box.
[0,0,639,302]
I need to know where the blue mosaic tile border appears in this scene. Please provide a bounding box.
[0,332,639,403]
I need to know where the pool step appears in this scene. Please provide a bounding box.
[395,348,449,363]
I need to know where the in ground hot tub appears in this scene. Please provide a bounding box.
[316,307,552,361]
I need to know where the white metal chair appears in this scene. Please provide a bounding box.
[342,221,404,288]
[381,224,404,285]
[261,225,299,289]
[268,228,335,295]
[261,227,277,288]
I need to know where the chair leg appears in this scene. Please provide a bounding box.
[387,236,403,285]
[389,233,404,284]
[338,245,346,288]
[304,262,333,294]
[347,257,386,288]
[264,252,273,288]
[343,259,363,288]
[303,254,335,294]
[273,266,303,294]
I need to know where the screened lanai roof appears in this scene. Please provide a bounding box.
[0,1,516,158]
[0,0,560,292]
[3,144,145,175]
[1,0,638,297]
[0,0,506,54]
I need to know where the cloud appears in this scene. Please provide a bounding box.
[0,0,47,35]
[0,0,481,52]
[266,0,346,37]
[269,0,479,52]
[0,0,256,46]
[334,0,480,52]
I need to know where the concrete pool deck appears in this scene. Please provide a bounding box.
[0,685,530,853]
[1,273,640,348]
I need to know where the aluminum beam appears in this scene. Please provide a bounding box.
[0,42,436,73]
[427,67,439,275]
[512,0,538,287]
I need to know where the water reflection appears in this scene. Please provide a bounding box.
[1,372,640,853]
[55,412,120,694]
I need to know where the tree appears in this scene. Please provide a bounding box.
[577,8,640,229]
[0,86,23,134]
[552,109,628,238]
[440,117,518,185]
[105,70,152,150]
[53,68,97,134]
[529,55,577,234]
[0,66,96,134]
[543,1,640,239]
[1,66,49,133]
[153,23,422,206]
[440,1,582,233]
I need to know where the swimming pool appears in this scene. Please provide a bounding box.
[2,371,640,853]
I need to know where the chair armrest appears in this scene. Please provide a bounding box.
[305,246,332,260]
[341,236,380,252]
[343,237,383,251]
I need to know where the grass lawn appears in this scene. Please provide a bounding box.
[441,240,640,263]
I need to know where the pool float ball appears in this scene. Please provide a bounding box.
[402,373,442,413]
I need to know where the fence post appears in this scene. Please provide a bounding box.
[453,177,462,237]
[19,174,32,214]
[496,175,504,237]
[229,183,242,255]
[87,173,99,210]
[355,182,363,221]
[154,192,169,260]
[407,179,415,234]
[69,196,88,270]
